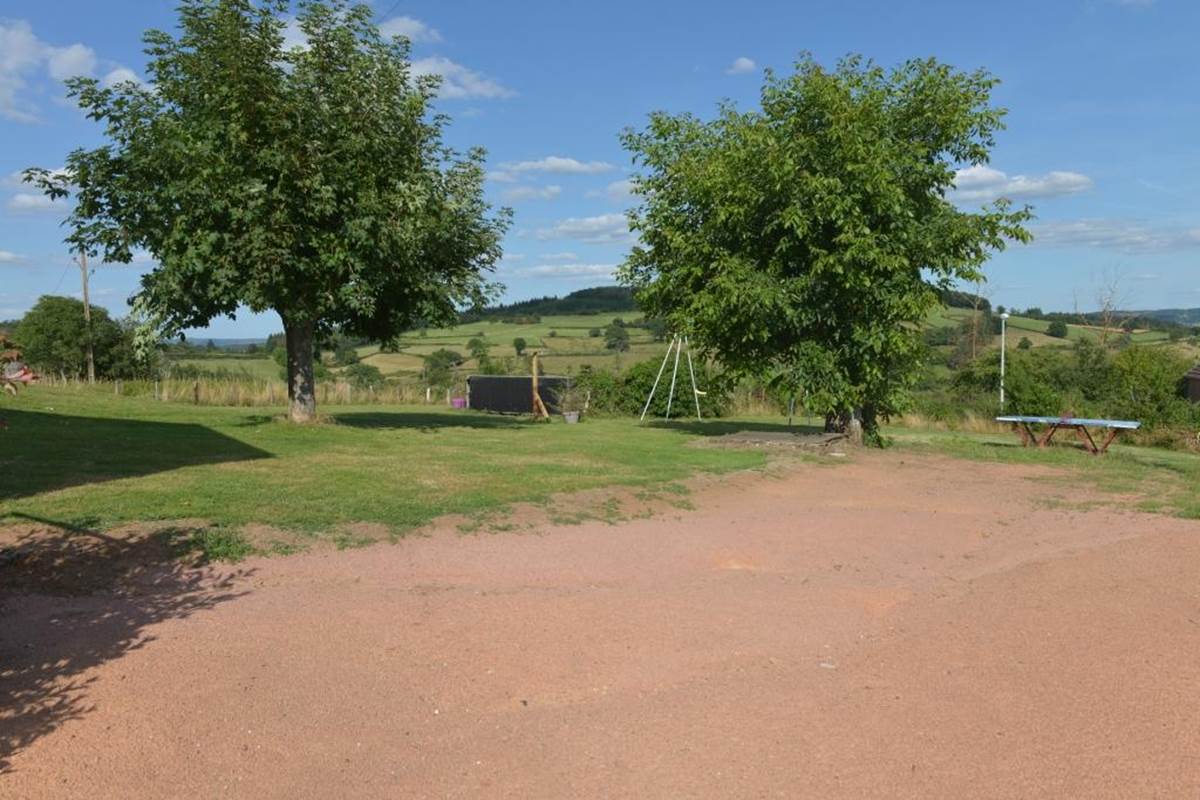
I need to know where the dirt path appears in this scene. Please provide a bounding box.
[3,451,1199,798]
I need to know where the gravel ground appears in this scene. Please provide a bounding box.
[2,451,1198,798]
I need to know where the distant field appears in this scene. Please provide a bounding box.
[355,313,662,377]
[163,306,1190,384]
[169,356,279,380]
[931,308,1173,348]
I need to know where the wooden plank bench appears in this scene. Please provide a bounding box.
[995,415,1141,455]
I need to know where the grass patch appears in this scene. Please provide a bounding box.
[1,387,767,542]
[890,425,1200,518]
[164,526,255,563]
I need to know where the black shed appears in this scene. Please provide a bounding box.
[467,375,571,414]
[1186,365,1200,403]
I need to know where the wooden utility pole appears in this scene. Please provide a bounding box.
[75,251,95,384]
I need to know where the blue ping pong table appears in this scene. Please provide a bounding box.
[995,415,1141,455]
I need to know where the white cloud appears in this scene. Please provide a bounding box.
[952,165,1094,202]
[101,67,142,88]
[486,170,517,183]
[378,16,442,43]
[6,192,60,213]
[513,263,617,279]
[502,184,562,202]
[47,43,96,81]
[535,213,632,244]
[1031,219,1200,253]
[0,20,97,122]
[726,56,756,75]
[500,156,614,175]
[587,178,634,201]
[411,56,514,99]
[0,250,25,263]
[541,251,578,261]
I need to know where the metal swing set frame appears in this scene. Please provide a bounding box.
[640,334,705,422]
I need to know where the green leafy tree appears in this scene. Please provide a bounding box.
[25,0,508,422]
[1016,336,1032,350]
[604,323,630,352]
[334,343,360,367]
[1046,320,1069,339]
[466,337,490,360]
[15,295,123,378]
[512,337,527,356]
[588,328,602,338]
[342,361,384,389]
[620,55,1030,441]
[422,348,463,387]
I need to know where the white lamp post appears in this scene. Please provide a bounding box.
[999,312,1010,409]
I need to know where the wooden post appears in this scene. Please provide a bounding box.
[530,351,550,420]
[75,252,95,385]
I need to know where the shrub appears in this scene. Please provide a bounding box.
[588,328,601,338]
[1046,320,1069,339]
[1109,345,1191,426]
[604,324,630,352]
[342,362,384,389]
[1017,337,1032,350]
[575,359,729,417]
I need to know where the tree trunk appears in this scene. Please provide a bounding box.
[825,408,867,446]
[284,319,317,423]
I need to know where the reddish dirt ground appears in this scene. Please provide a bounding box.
[2,451,1199,798]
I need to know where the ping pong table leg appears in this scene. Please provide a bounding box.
[1097,427,1119,454]
[1015,422,1035,447]
[1037,424,1058,448]
[1073,424,1100,455]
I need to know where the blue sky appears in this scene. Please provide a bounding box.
[1,0,1197,337]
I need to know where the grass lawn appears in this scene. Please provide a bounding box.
[0,386,766,538]
[890,426,1200,518]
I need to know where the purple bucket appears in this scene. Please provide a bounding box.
[450,397,467,409]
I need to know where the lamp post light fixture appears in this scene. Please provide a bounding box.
[999,312,1010,409]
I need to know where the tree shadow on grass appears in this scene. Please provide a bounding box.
[333,410,533,431]
[645,419,826,437]
[0,410,269,502]
[0,514,251,773]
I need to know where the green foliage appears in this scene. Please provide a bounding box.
[620,54,1031,440]
[27,0,509,419]
[1109,346,1191,427]
[341,362,384,389]
[422,348,464,387]
[950,341,1196,428]
[588,328,602,338]
[466,337,489,360]
[14,295,152,378]
[334,344,360,367]
[574,360,729,417]
[512,337,527,356]
[604,323,630,352]
[1017,337,1032,350]
[1046,320,1070,339]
